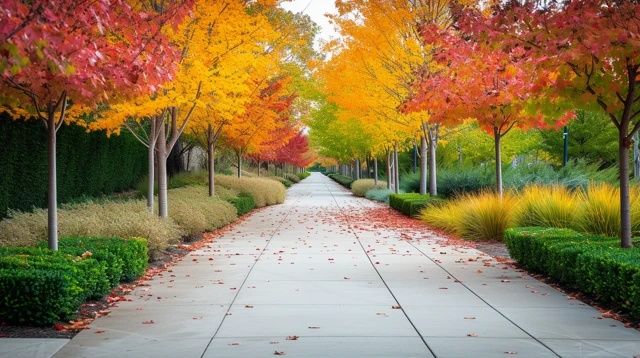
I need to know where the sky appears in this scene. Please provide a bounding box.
[279,0,340,51]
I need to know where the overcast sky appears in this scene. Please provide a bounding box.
[280,0,340,51]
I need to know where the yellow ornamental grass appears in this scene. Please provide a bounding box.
[421,192,517,241]
[574,183,640,237]
[166,186,237,237]
[515,185,579,228]
[351,179,388,197]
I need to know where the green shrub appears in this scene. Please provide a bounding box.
[0,268,83,325]
[284,174,300,183]
[270,176,293,187]
[52,236,148,283]
[327,174,354,188]
[215,175,286,207]
[0,200,183,260]
[229,193,256,216]
[504,227,640,319]
[351,179,387,197]
[389,193,442,217]
[365,188,395,202]
[297,172,310,180]
[437,166,493,198]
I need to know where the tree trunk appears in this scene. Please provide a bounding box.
[386,151,392,190]
[257,160,262,176]
[428,125,439,196]
[157,122,169,218]
[493,126,503,197]
[237,152,242,178]
[620,130,633,248]
[373,158,378,186]
[146,117,157,212]
[207,125,215,197]
[47,110,59,251]
[419,135,428,195]
[355,159,361,179]
[634,131,640,178]
[394,145,400,194]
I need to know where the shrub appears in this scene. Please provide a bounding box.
[365,188,395,203]
[52,236,148,283]
[351,179,387,197]
[297,172,310,180]
[215,175,286,207]
[437,166,493,198]
[389,193,442,217]
[504,227,640,319]
[228,193,256,216]
[284,174,300,183]
[270,176,293,188]
[0,268,83,325]
[327,174,354,188]
[167,186,237,237]
[0,200,183,260]
[421,192,516,241]
[515,185,579,228]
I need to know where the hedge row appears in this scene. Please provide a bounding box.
[0,119,147,218]
[505,227,640,319]
[389,193,443,217]
[0,236,148,325]
[297,172,310,180]
[327,174,354,188]
[229,193,256,216]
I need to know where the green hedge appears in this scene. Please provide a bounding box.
[0,236,148,325]
[327,174,354,188]
[0,119,147,218]
[284,174,300,183]
[505,227,640,319]
[297,172,310,180]
[389,193,442,217]
[229,193,256,216]
[47,236,148,283]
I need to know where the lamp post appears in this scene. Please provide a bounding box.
[562,126,569,167]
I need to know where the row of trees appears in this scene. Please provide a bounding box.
[309,0,640,248]
[0,0,316,250]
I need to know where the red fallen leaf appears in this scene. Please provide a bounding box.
[286,335,299,340]
[142,320,155,324]
[274,350,286,355]
[95,330,106,334]
[467,333,479,337]
[54,323,67,332]
[208,258,214,261]
[392,305,401,309]
[229,343,240,346]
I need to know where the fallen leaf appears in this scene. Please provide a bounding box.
[286,335,299,340]
[274,351,286,355]
[142,320,155,324]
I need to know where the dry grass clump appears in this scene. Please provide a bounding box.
[166,186,237,236]
[515,185,579,228]
[573,183,640,236]
[215,175,285,207]
[0,200,183,259]
[351,179,388,197]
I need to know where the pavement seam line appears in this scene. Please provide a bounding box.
[405,239,563,357]
[325,180,437,358]
[199,189,305,358]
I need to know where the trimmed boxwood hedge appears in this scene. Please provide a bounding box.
[0,236,149,326]
[229,193,256,216]
[504,227,640,319]
[327,174,354,188]
[49,236,148,283]
[389,193,443,217]
[297,172,310,180]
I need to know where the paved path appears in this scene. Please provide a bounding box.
[51,173,640,357]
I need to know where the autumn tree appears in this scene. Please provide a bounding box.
[472,0,640,247]
[0,0,179,249]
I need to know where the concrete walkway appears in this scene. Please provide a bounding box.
[51,173,640,357]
